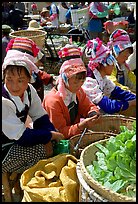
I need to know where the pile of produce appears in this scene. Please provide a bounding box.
[86,121,136,198]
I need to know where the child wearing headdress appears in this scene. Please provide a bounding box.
[5,37,54,101]
[42,44,101,139]
[2,38,64,174]
[107,28,136,93]
[82,38,136,117]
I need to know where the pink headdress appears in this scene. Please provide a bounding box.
[107,29,133,57]
[58,44,83,60]
[2,37,41,78]
[85,38,116,71]
[2,50,39,75]
[57,58,86,99]
[5,37,40,63]
[6,37,39,57]
[57,44,86,99]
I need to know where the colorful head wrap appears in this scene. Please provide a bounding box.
[2,50,39,75]
[108,29,133,57]
[6,37,40,60]
[2,37,40,79]
[85,37,117,71]
[58,44,83,61]
[57,44,86,99]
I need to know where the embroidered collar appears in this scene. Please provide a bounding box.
[4,84,30,112]
[63,88,77,106]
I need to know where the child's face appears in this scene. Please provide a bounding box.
[67,73,86,93]
[116,49,132,65]
[4,66,30,98]
[104,64,114,76]
[99,64,114,76]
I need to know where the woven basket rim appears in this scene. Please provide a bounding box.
[70,131,116,141]
[76,161,108,202]
[9,30,46,38]
[80,139,136,202]
[99,114,136,121]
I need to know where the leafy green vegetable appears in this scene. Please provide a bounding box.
[86,121,136,198]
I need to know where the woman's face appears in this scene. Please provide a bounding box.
[104,64,114,76]
[67,72,86,93]
[98,64,114,77]
[116,49,132,65]
[4,66,30,98]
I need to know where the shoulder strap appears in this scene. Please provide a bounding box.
[26,85,31,106]
[2,84,31,107]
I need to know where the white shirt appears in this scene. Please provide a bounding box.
[58,4,68,24]
[126,41,136,71]
[50,3,59,27]
[82,69,115,104]
[2,84,47,140]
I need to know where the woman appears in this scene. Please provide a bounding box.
[81,38,136,117]
[2,43,64,174]
[40,7,50,27]
[6,37,54,102]
[42,44,101,139]
[45,2,59,27]
[107,28,136,93]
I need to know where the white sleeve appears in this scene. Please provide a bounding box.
[51,3,57,14]
[103,77,116,95]
[2,97,26,140]
[82,77,103,104]
[126,42,136,71]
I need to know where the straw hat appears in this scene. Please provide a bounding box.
[40,7,49,15]
[27,20,43,30]
[2,25,14,33]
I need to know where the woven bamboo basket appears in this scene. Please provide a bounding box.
[80,139,136,202]
[76,161,108,202]
[70,115,135,158]
[89,114,135,134]
[59,26,70,34]
[69,131,116,159]
[9,30,46,49]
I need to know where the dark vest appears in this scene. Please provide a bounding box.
[68,98,79,125]
[2,84,31,159]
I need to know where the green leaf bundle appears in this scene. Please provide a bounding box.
[86,121,136,198]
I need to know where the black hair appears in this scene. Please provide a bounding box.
[3,65,31,80]
[75,71,86,80]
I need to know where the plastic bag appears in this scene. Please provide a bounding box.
[52,140,70,156]
[113,4,120,15]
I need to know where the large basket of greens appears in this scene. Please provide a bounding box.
[79,121,136,202]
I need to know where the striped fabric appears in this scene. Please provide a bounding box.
[12,38,34,56]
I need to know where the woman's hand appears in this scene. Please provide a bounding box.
[44,141,53,158]
[78,114,102,130]
[44,132,64,157]
[51,131,64,142]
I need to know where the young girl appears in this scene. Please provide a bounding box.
[107,28,136,93]
[42,44,101,139]
[2,45,64,174]
[5,37,54,102]
[82,38,136,117]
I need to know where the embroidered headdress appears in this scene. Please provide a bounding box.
[108,29,133,57]
[85,37,116,71]
[57,44,86,99]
